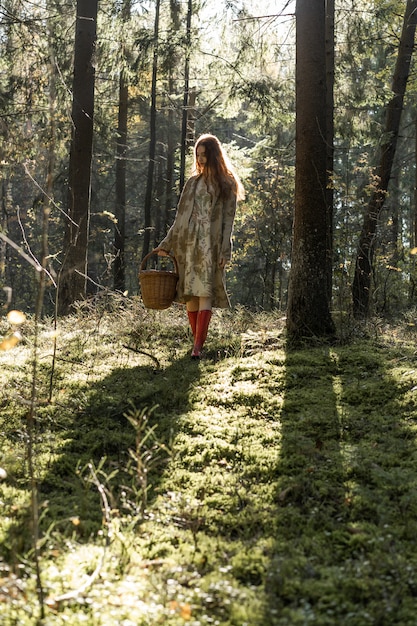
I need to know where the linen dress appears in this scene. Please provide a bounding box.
[183,176,213,298]
[158,174,237,309]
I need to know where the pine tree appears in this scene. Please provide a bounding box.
[286,0,335,339]
[58,0,98,314]
[351,0,417,318]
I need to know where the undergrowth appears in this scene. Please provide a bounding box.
[1,297,417,625]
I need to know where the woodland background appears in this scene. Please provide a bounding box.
[1,0,416,321]
[3,2,417,624]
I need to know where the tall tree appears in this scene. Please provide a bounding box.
[179,0,193,191]
[415,113,417,249]
[114,0,131,292]
[286,0,335,339]
[412,113,417,300]
[164,0,182,232]
[141,0,161,260]
[351,0,417,318]
[39,24,58,312]
[325,0,335,302]
[0,179,8,293]
[58,0,98,314]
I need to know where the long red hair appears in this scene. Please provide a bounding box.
[192,134,245,201]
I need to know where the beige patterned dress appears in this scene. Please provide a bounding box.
[184,177,213,298]
[158,174,237,308]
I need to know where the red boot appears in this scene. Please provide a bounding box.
[191,310,212,359]
[187,310,198,339]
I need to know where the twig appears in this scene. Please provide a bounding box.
[51,553,105,604]
[122,344,160,368]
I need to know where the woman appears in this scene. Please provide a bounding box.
[156,134,244,359]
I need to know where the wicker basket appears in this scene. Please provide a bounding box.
[139,250,179,310]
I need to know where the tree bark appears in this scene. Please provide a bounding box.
[286,0,335,339]
[325,0,335,302]
[114,72,128,291]
[141,0,160,260]
[415,114,417,249]
[58,0,97,314]
[179,0,193,192]
[0,179,7,289]
[411,113,417,302]
[352,0,417,318]
[165,75,176,231]
[114,0,130,292]
[39,34,57,315]
[164,1,181,232]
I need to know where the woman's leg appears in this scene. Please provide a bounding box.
[191,297,212,358]
[186,297,199,339]
[186,297,200,312]
[198,296,212,312]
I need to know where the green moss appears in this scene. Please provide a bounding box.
[1,310,417,624]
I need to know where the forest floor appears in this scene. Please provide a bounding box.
[1,297,417,625]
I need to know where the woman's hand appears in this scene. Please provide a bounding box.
[219,257,228,269]
[155,247,169,257]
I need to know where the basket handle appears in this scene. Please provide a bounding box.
[140,249,178,274]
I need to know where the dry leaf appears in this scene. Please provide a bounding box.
[180,603,192,620]
[0,332,22,351]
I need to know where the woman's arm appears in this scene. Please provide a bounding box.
[156,177,196,253]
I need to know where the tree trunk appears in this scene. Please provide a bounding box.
[325,0,335,302]
[165,73,176,231]
[389,170,400,265]
[0,179,7,289]
[352,0,417,318]
[58,0,97,314]
[186,87,197,147]
[179,0,193,192]
[114,0,130,292]
[164,1,181,232]
[286,0,335,339]
[412,116,417,248]
[39,34,57,315]
[153,147,165,248]
[141,0,161,260]
[411,113,417,302]
[114,72,128,291]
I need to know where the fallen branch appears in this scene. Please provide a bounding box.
[122,344,160,369]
